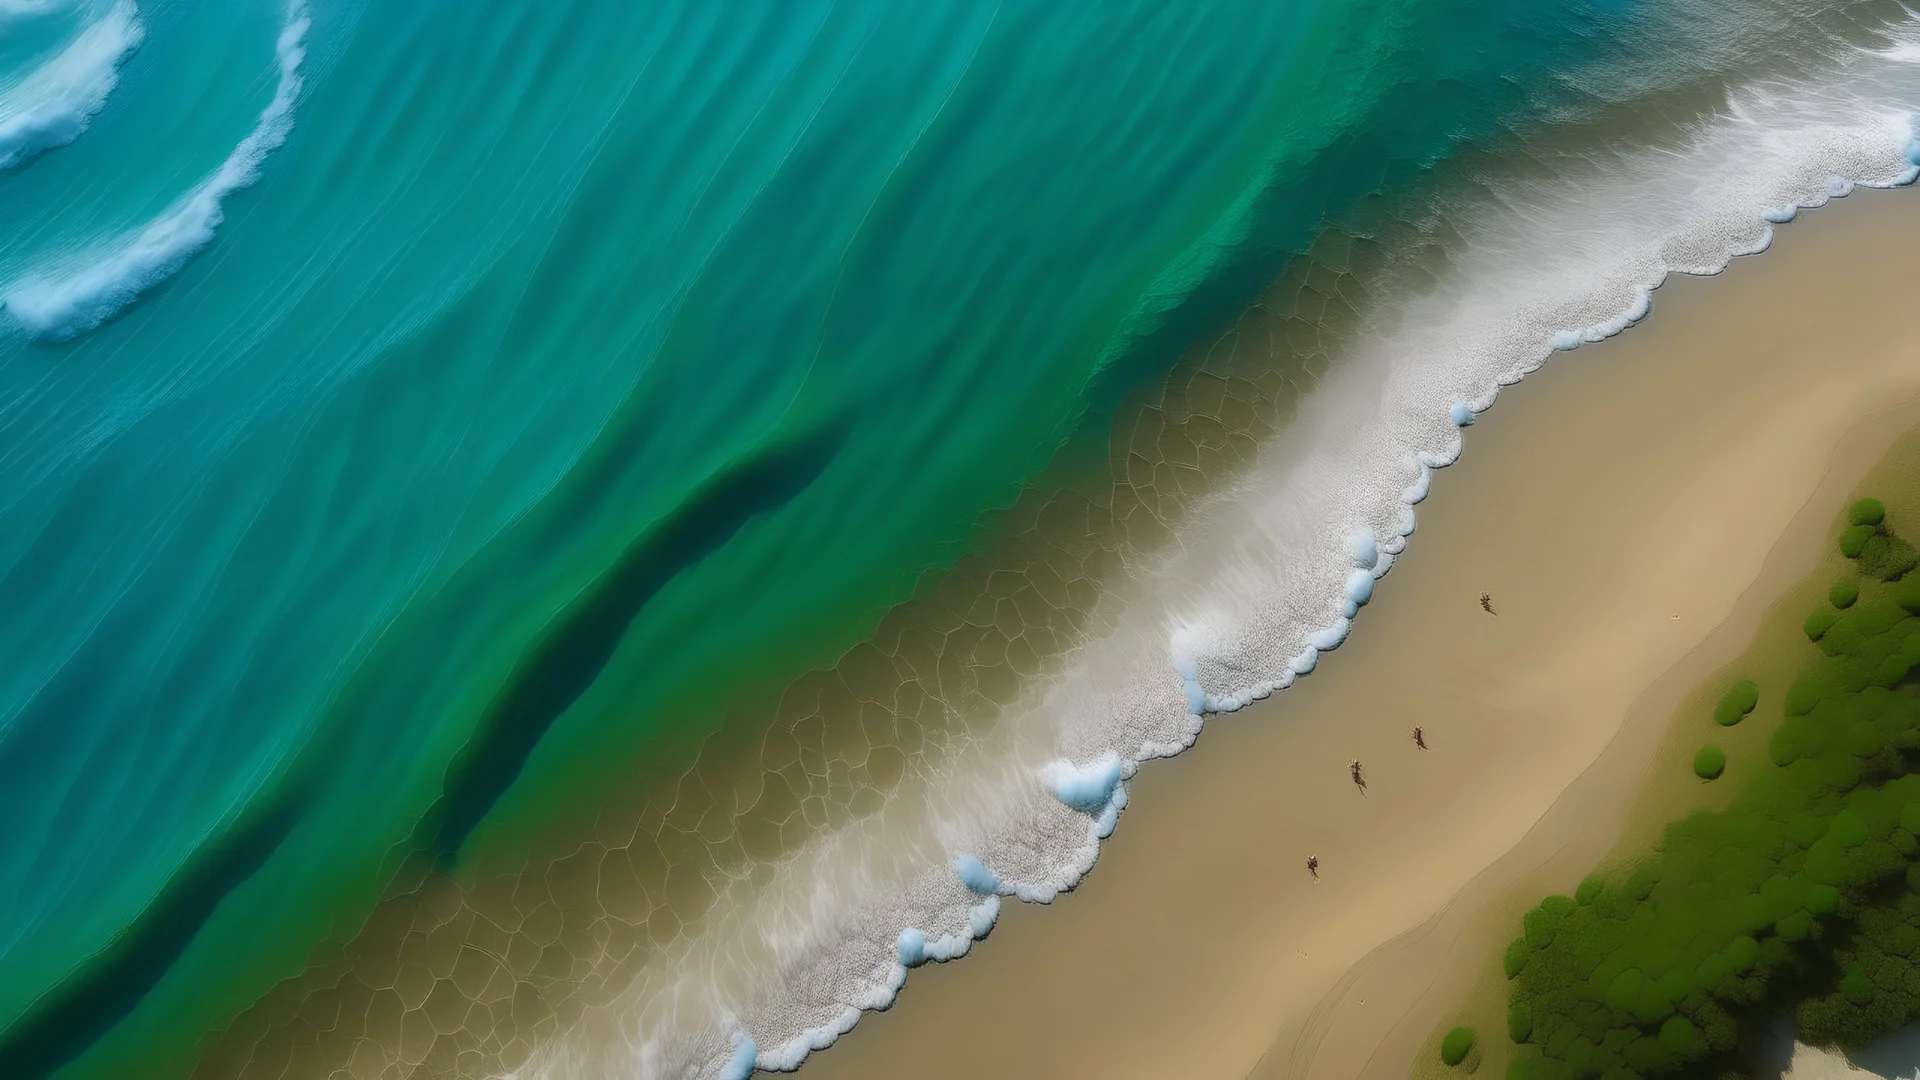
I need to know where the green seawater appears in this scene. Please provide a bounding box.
[0,0,1801,1074]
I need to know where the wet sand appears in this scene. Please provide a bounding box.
[800,188,1920,1080]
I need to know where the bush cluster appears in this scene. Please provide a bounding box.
[1714,681,1760,727]
[1838,501,1918,581]
[1500,502,1920,1079]
[1832,579,1861,610]
[1443,1026,1476,1067]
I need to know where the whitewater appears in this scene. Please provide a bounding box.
[6,2,1920,1079]
[0,0,142,171]
[2,1,309,339]
[508,18,1920,1080]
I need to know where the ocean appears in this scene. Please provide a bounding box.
[1,0,1918,1077]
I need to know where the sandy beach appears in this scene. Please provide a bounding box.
[800,188,1920,1080]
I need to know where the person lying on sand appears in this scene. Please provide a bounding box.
[1412,726,1427,750]
[1349,759,1366,794]
[1306,854,1319,881]
[1479,591,1497,615]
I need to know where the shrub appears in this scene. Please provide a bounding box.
[1607,968,1646,1011]
[1714,680,1760,725]
[1785,677,1825,716]
[1576,874,1605,905]
[1658,1015,1695,1055]
[1862,535,1919,581]
[1497,507,1920,1079]
[1509,1000,1533,1043]
[1830,810,1869,846]
[1727,935,1760,971]
[1832,579,1861,609]
[1899,573,1920,614]
[1842,524,1876,558]
[1901,803,1920,834]
[1778,909,1814,942]
[1626,863,1660,900]
[1504,937,1531,979]
[1442,1026,1475,1066]
[1524,905,1561,949]
[1852,498,1887,526]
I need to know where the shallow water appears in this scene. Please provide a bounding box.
[3,1,1920,1078]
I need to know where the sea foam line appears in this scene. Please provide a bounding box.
[0,0,144,171]
[2,1,310,341]
[0,0,68,21]
[494,26,1920,1080]
[740,159,1920,1080]
[711,117,1920,1080]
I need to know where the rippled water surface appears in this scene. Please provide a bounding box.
[3,1,1920,1077]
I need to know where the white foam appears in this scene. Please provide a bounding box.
[0,0,143,170]
[2,1,308,340]
[894,895,1001,968]
[511,17,1920,1080]
[1350,530,1378,570]
[1038,754,1124,815]
[718,1036,757,1080]
[952,854,1000,895]
[0,0,68,20]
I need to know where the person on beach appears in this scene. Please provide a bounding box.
[1412,726,1427,750]
[1349,759,1366,794]
[1479,591,1497,615]
[1307,854,1319,881]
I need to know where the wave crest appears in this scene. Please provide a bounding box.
[0,0,143,171]
[2,2,309,341]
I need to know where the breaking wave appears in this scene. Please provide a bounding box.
[2,1,307,340]
[0,0,142,171]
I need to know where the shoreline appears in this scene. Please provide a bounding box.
[1370,369,1920,1080]
[799,188,1920,1080]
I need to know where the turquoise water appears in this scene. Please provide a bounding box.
[2,0,1858,1075]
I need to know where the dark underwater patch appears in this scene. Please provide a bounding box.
[415,422,846,863]
[0,787,308,1080]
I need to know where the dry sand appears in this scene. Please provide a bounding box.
[800,188,1920,1080]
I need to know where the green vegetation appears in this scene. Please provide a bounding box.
[1840,503,1918,581]
[1506,936,1533,979]
[1510,1000,1534,1043]
[1576,874,1606,904]
[1715,681,1760,727]
[1498,500,1920,1079]
[1861,534,1918,581]
[1900,573,1920,614]
[1832,579,1861,610]
[1442,1026,1476,1067]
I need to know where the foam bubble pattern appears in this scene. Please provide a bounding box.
[189,15,1920,1080]
[0,0,144,171]
[3,0,310,339]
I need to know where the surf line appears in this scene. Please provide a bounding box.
[1,0,312,341]
[0,0,146,171]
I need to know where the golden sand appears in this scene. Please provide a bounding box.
[802,189,1920,1080]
